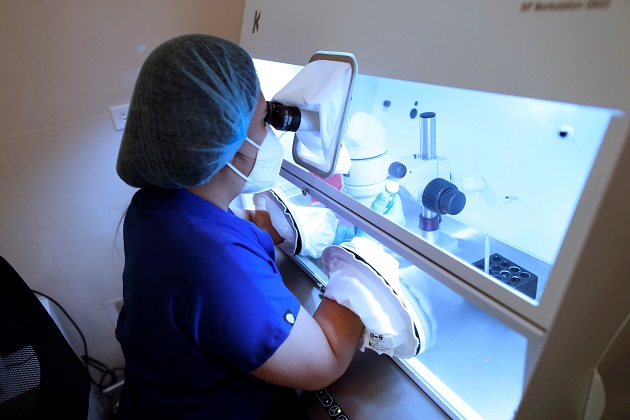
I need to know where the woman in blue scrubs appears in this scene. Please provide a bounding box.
[114,34,364,419]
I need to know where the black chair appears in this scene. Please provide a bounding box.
[0,255,91,419]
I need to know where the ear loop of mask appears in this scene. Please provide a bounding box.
[226,137,260,182]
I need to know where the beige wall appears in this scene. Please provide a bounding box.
[0,0,244,372]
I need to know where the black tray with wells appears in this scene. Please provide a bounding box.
[472,253,538,300]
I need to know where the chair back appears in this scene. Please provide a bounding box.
[0,255,91,419]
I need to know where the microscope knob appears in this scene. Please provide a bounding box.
[422,178,466,215]
[388,161,407,179]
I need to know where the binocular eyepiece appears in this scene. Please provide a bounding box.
[264,101,302,132]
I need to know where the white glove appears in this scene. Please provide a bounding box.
[322,236,428,359]
[254,190,299,255]
[255,189,339,259]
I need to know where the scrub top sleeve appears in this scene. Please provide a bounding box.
[180,235,301,372]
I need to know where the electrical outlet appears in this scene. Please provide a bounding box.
[109,104,129,131]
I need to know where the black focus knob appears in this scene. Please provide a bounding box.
[388,161,407,179]
[422,178,466,215]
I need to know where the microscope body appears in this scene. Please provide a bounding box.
[393,154,452,203]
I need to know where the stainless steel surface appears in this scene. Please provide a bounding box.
[301,350,450,420]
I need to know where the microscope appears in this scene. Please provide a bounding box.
[388,112,466,251]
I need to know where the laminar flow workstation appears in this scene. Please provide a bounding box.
[236,1,630,418]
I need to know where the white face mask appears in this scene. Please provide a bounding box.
[227,127,284,194]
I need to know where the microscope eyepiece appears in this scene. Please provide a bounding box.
[265,101,302,132]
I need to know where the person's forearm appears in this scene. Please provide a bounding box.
[246,209,284,244]
[313,298,364,373]
[250,303,363,391]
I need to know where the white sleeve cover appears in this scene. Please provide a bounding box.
[322,237,425,359]
[255,190,339,259]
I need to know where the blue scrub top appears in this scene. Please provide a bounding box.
[116,187,305,419]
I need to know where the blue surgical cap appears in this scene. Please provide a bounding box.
[116,34,260,188]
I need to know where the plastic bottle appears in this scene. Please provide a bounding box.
[371,181,400,214]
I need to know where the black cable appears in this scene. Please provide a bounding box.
[31,290,88,364]
[31,290,125,395]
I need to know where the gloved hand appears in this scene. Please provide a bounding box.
[321,236,428,359]
[380,193,406,226]
[333,224,357,245]
[371,181,406,227]
[255,189,344,258]
[356,189,406,239]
